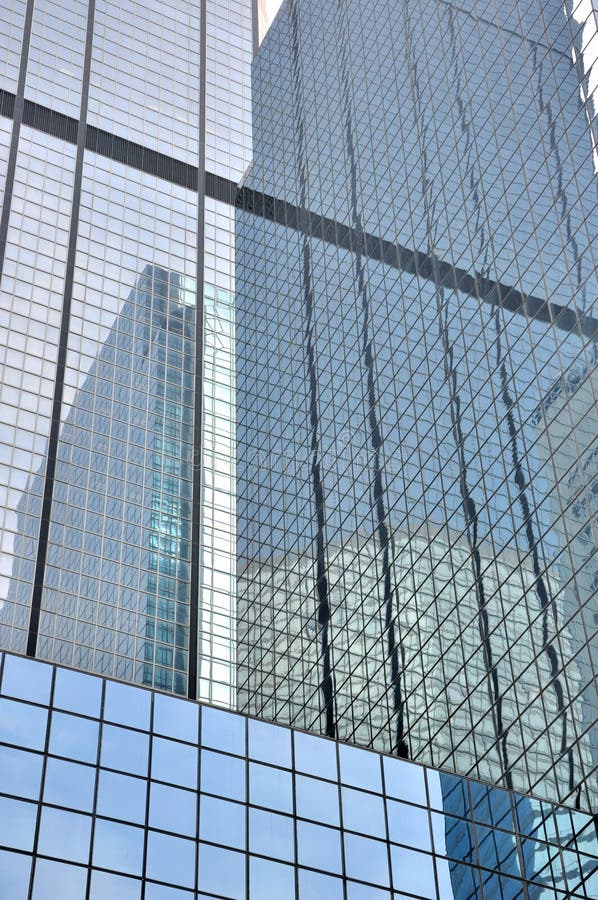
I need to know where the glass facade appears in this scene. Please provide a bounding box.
[0,0,249,703]
[236,0,598,813]
[0,650,595,899]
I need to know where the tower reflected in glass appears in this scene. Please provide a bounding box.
[236,0,598,812]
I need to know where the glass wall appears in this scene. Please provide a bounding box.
[0,651,595,899]
[236,0,598,811]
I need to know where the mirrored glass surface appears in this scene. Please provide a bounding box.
[295,773,340,826]
[0,796,36,851]
[100,725,149,777]
[38,806,91,863]
[31,859,87,900]
[146,831,196,889]
[150,782,197,837]
[344,833,390,887]
[0,696,48,751]
[248,717,292,768]
[0,848,31,900]
[1,654,52,704]
[97,770,147,825]
[198,843,246,900]
[92,819,144,876]
[89,871,142,900]
[297,820,342,874]
[53,667,102,717]
[294,730,338,780]
[0,745,43,800]
[151,737,198,789]
[43,757,96,811]
[250,856,295,900]
[249,761,293,813]
[200,748,245,801]
[154,693,198,743]
[201,706,245,756]
[200,794,245,849]
[249,807,293,861]
[49,710,99,763]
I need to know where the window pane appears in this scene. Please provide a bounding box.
[151,737,198,789]
[97,770,147,824]
[0,745,43,800]
[104,681,151,730]
[249,808,293,861]
[201,706,245,756]
[249,762,292,813]
[149,782,197,837]
[43,757,96,812]
[49,711,99,763]
[250,857,295,900]
[100,725,149,777]
[146,831,196,889]
[294,730,337,781]
[200,749,245,801]
[0,849,31,900]
[295,774,340,826]
[340,744,382,793]
[32,859,87,900]
[1,654,52,704]
[90,871,141,900]
[343,786,386,838]
[93,819,144,876]
[248,718,291,768]
[0,697,48,750]
[297,820,342,874]
[198,844,245,900]
[0,796,36,851]
[200,794,245,849]
[154,693,198,743]
[54,668,102,717]
[38,807,91,863]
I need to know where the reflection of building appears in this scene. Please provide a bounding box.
[533,351,598,788]
[5,266,194,693]
[239,530,594,801]
[236,0,598,816]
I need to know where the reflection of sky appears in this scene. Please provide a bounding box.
[258,0,285,43]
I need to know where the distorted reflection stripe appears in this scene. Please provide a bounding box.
[335,0,408,759]
[27,0,97,658]
[289,0,336,739]
[0,0,35,281]
[0,87,595,343]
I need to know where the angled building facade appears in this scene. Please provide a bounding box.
[236,0,598,813]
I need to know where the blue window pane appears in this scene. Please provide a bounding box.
[151,737,198,789]
[248,718,291,768]
[101,724,149,777]
[93,819,144,876]
[200,794,245,849]
[150,782,197,837]
[90,871,141,900]
[0,745,43,799]
[1,655,52,705]
[97,770,147,824]
[200,748,245,801]
[146,831,196,889]
[294,730,337,781]
[340,744,382,793]
[0,698,48,750]
[104,681,150,730]
[198,844,246,900]
[32,859,87,900]
[43,758,96,811]
[146,886,193,900]
[249,761,292,813]
[38,807,91,863]
[154,693,198,743]
[0,849,31,900]
[49,711,99,763]
[387,799,431,851]
[201,706,245,756]
[299,868,344,900]
[384,758,427,807]
[344,833,390,887]
[54,667,102,717]
[249,807,293,861]
[0,796,36,851]
[343,786,386,838]
[390,846,436,899]
[297,820,342,874]
[250,857,295,900]
[295,773,340,826]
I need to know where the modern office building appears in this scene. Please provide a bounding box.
[236,0,598,815]
[0,0,596,896]
[0,0,248,706]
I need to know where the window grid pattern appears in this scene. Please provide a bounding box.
[0,651,595,900]
[236,0,598,813]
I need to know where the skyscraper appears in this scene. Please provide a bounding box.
[0,0,249,706]
[0,0,596,897]
[236,0,598,814]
